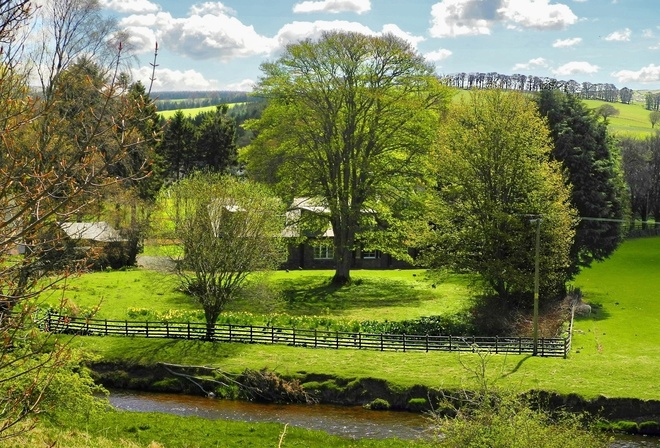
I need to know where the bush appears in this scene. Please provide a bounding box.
[428,391,608,448]
[365,398,391,411]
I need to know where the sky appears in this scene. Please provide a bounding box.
[99,0,660,92]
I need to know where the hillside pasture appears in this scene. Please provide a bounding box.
[583,99,657,138]
[157,102,245,120]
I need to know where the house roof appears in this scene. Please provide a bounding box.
[59,222,126,242]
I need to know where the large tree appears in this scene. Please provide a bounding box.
[535,90,626,276]
[243,31,452,285]
[162,173,287,340]
[426,90,576,305]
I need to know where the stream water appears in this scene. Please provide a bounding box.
[108,390,660,446]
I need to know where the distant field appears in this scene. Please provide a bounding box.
[452,89,657,138]
[582,99,656,138]
[157,102,245,120]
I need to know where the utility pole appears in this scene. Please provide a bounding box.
[532,217,542,356]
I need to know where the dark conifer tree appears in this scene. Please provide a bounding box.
[535,89,626,276]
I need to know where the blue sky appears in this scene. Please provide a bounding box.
[100,0,660,92]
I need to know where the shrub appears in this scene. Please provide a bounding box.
[428,391,608,448]
[365,398,391,411]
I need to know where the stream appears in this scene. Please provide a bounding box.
[108,390,660,446]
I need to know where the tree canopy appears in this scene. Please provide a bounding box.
[242,31,452,285]
[425,90,576,305]
[535,90,626,276]
[161,173,287,339]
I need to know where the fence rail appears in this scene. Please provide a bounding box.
[40,313,570,358]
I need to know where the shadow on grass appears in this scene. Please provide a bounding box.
[499,355,532,379]
[275,275,432,315]
[105,338,249,365]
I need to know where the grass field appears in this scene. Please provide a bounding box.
[44,268,472,323]
[157,102,245,120]
[64,236,660,401]
[582,99,657,138]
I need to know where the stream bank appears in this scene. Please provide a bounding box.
[89,360,660,435]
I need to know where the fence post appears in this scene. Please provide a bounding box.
[541,338,545,357]
[292,328,296,346]
[187,322,191,339]
[495,336,498,354]
[380,334,384,351]
[426,334,429,353]
[314,329,317,348]
[358,332,362,349]
[449,335,452,351]
[125,320,128,336]
[335,330,339,349]
[271,326,275,344]
[229,324,233,343]
[146,321,149,338]
[403,334,406,352]
[166,321,169,338]
[250,326,253,344]
[105,319,108,336]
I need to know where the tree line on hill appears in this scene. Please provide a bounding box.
[442,71,633,104]
[154,90,256,111]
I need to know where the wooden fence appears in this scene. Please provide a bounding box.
[40,313,571,358]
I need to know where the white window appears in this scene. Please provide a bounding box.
[362,249,379,259]
[313,244,334,260]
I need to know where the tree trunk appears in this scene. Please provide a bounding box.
[331,216,355,286]
[332,246,352,286]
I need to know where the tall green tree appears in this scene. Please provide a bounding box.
[535,90,625,276]
[158,110,196,180]
[195,105,236,172]
[426,90,576,304]
[161,173,287,340]
[243,31,452,285]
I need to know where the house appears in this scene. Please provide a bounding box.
[59,221,132,269]
[283,198,415,270]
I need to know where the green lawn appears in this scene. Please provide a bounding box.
[75,236,660,401]
[45,268,472,323]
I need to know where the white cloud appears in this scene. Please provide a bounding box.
[135,66,220,91]
[189,2,236,16]
[381,24,426,48]
[121,7,276,60]
[100,0,160,14]
[552,61,599,76]
[225,79,256,91]
[273,21,425,51]
[553,37,582,48]
[501,0,578,30]
[429,0,577,38]
[425,49,453,62]
[429,0,494,38]
[643,29,655,39]
[604,28,631,42]
[612,64,660,84]
[293,0,371,14]
[512,57,548,71]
